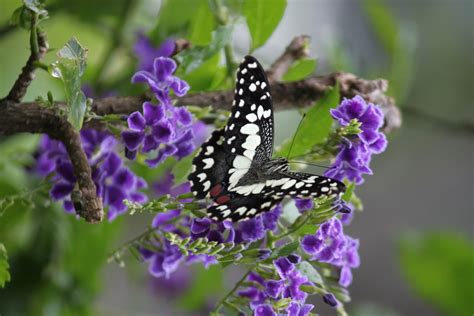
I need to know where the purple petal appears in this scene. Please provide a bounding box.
[152,120,174,143]
[175,107,193,126]
[102,152,122,176]
[190,217,212,236]
[294,198,313,212]
[142,134,159,153]
[56,161,76,183]
[239,217,265,242]
[339,265,353,287]
[168,77,190,97]
[254,304,276,316]
[264,280,284,298]
[143,102,165,125]
[273,257,295,279]
[122,130,145,151]
[149,254,165,277]
[104,185,126,211]
[156,39,176,58]
[113,168,136,188]
[127,112,146,131]
[50,182,74,200]
[131,70,157,85]
[301,235,322,255]
[153,57,176,82]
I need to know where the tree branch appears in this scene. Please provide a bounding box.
[0,11,103,223]
[3,15,48,103]
[87,71,399,132]
[0,101,103,222]
[266,35,310,83]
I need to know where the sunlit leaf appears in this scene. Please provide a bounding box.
[50,37,88,130]
[282,59,317,82]
[277,85,340,158]
[243,0,287,50]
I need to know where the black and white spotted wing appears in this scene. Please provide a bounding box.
[223,56,274,171]
[188,56,346,222]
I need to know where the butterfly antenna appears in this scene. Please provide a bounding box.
[288,161,330,169]
[286,113,306,160]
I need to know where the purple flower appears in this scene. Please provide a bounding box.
[287,301,314,316]
[301,218,346,264]
[124,56,201,167]
[36,130,147,220]
[134,33,175,72]
[325,95,387,184]
[254,304,276,316]
[239,216,265,242]
[262,204,282,231]
[338,236,360,287]
[132,57,189,102]
[294,198,313,212]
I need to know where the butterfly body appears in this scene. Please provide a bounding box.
[188,56,345,222]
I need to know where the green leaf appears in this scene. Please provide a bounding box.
[282,59,317,82]
[399,232,474,316]
[277,85,340,158]
[271,240,299,259]
[51,37,88,130]
[180,54,226,92]
[23,0,48,17]
[298,260,324,285]
[151,0,206,43]
[188,2,216,46]
[171,154,194,184]
[175,25,233,74]
[243,0,287,50]
[0,244,11,288]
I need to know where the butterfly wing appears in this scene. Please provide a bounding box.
[223,56,274,189]
[188,129,228,199]
[262,171,346,199]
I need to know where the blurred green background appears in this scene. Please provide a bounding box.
[0,0,473,315]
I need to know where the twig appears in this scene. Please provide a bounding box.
[266,35,310,83]
[3,13,48,103]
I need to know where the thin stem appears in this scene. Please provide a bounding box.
[211,0,237,77]
[213,268,252,313]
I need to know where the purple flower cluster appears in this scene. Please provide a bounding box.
[238,255,314,316]
[301,218,360,287]
[36,130,147,220]
[123,56,196,167]
[142,204,283,279]
[325,95,387,184]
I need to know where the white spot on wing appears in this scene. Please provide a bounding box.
[203,181,211,191]
[248,62,257,68]
[249,83,256,92]
[197,173,206,182]
[203,158,214,169]
[281,179,297,190]
[240,124,259,134]
[242,135,261,150]
[233,155,251,169]
[246,113,257,122]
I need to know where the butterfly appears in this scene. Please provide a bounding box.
[188,56,345,222]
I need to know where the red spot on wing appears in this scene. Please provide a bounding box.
[216,195,231,205]
[210,184,222,197]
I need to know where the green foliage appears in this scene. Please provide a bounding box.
[278,85,340,158]
[282,58,317,82]
[399,232,474,316]
[10,0,48,29]
[243,0,287,50]
[175,25,234,74]
[188,1,216,46]
[151,0,211,44]
[0,244,11,288]
[50,37,88,130]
